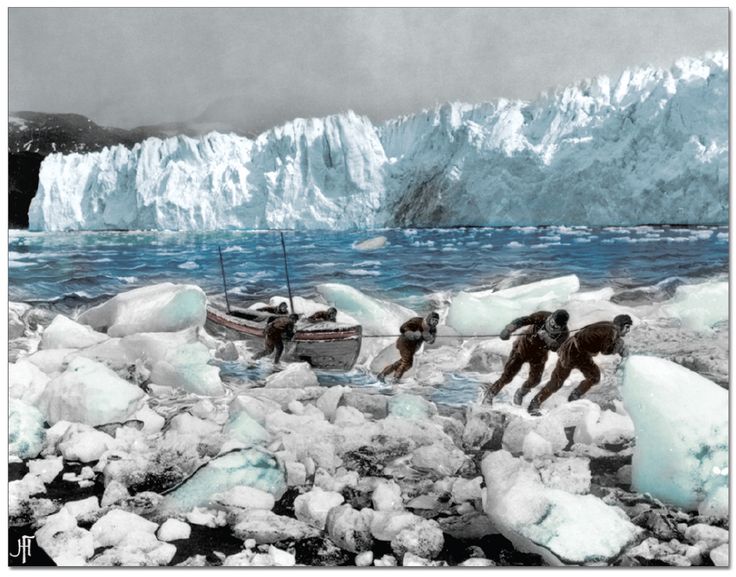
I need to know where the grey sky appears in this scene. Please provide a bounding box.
[9,7,728,134]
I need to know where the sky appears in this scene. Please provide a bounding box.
[9,7,728,134]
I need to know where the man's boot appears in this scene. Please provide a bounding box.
[513,387,530,406]
[526,395,543,416]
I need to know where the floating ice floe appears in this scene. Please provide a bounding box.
[39,357,146,426]
[482,450,641,565]
[78,283,207,337]
[447,275,580,335]
[161,448,286,513]
[353,235,388,250]
[661,280,728,333]
[622,355,728,516]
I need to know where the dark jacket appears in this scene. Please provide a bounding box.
[265,316,296,341]
[507,311,569,357]
[307,310,335,323]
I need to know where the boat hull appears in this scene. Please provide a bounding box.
[205,306,362,371]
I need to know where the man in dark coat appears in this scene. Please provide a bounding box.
[526,314,633,415]
[482,309,570,405]
[307,307,338,323]
[253,313,299,364]
[257,302,289,315]
[378,312,440,382]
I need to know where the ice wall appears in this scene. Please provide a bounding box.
[30,54,727,231]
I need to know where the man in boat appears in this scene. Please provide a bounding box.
[481,309,570,406]
[253,313,300,364]
[307,307,338,323]
[526,314,633,415]
[257,302,289,315]
[378,312,440,382]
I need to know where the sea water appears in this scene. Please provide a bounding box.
[9,225,728,407]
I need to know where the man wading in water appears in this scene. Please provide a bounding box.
[378,312,440,382]
[482,309,570,405]
[526,314,633,415]
[253,313,299,365]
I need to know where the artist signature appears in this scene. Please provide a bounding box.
[9,535,35,564]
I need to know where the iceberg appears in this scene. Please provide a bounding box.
[30,54,727,231]
[621,355,728,514]
[447,275,580,336]
[78,283,207,337]
[41,315,109,350]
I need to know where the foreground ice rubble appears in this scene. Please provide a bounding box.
[7,278,730,566]
[622,355,728,516]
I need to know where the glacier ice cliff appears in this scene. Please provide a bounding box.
[29,53,728,231]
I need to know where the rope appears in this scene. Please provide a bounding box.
[361,323,597,339]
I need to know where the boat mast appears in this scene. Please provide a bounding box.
[217,245,232,314]
[280,232,296,314]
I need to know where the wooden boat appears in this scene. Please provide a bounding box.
[205,303,362,371]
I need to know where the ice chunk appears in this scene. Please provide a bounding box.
[293,486,345,529]
[316,385,348,422]
[26,348,77,375]
[157,519,191,542]
[372,480,403,511]
[223,411,270,446]
[9,399,45,459]
[451,476,483,503]
[710,544,728,567]
[78,283,207,337]
[10,359,51,404]
[232,510,320,544]
[161,448,286,513]
[622,356,728,512]
[58,424,116,463]
[353,235,388,250]
[391,518,444,560]
[411,442,468,476]
[149,341,224,396]
[661,281,728,332]
[572,404,635,446]
[482,450,640,564]
[316,283,416,336]
[523,431,554,460]
[264,362,318,388]
[447,275,580,335]
[63,497,100,521]
[388,393,436,420]
[683,523,728,550]
[326,505,374,553]
[27,456,64,484]
[36,508,95,565]
[90,509,158,548]
[212,485,275,511]
[39,357,145,426]
[41,314,109,350]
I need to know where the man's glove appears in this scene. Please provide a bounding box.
[537,329,558,349]
[500,325,514,340]
[404,330,422,341]
[422,330,436,345]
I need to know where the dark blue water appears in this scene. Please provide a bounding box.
[8,225,728,311]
